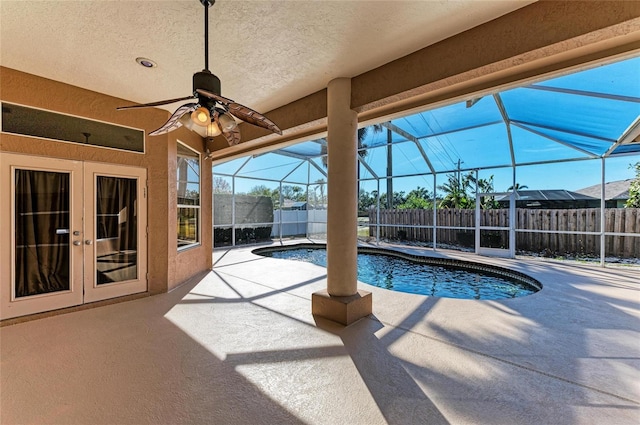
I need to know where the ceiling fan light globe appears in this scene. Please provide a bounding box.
[219,113,238,131]
[179,113,195,131]
[207,121,222,137]
[191,107,211,127]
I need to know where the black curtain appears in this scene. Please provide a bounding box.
[15,169,70,297]
[96,176,137,284]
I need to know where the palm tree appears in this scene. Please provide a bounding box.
[467,174,499,209]
[437,173,474,209]
[507,183,529,191]
[319,124,383,168]
[312,178,326,208]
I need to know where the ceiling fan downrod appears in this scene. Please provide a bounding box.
[201,0,215,72]
[193,0,220,97]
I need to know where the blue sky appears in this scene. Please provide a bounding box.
[215,55,640,197]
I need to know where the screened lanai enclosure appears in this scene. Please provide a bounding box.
[213,56,640,266]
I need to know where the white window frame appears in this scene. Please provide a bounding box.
[177,141,201,251]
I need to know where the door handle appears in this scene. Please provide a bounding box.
[85,240,93,245]
[73,241,82,246]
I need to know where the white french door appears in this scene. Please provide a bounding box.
[0,153,147,320]
[83,162,147,303]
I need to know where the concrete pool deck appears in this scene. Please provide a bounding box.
[1,242,639,424]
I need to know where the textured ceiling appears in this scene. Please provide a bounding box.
[1,0,535,115]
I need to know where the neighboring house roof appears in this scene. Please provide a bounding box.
[496,190,597,202]
[281,200,309,209]
[574,179,632,201]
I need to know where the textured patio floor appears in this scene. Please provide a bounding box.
[1,243,639,424]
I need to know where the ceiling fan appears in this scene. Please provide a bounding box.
[117,0,282,148]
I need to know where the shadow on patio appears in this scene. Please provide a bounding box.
[2,246,639,424]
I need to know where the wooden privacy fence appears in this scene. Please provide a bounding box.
[369,208,640,258]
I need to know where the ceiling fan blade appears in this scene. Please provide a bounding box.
[195,88,234,105]
[227,102,282,135]
[197,88,282,135]
[222,127,241,146]
[117,95,196,110]
[148,103,198,136]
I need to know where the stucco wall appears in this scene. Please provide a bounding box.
[171,128,213,291]
[0,67,213,295]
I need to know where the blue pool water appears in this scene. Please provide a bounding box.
[256,246,540,300]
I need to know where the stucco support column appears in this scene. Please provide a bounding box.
[312,78,372,326]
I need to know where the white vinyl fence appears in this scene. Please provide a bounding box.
[271,210,327,238]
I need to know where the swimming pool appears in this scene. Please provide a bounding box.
[253,244,541,300]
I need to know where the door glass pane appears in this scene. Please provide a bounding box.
[14,169,70,297]
[96,176,137,285]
